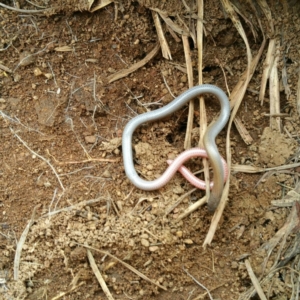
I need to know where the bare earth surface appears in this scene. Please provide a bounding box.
[1,1,300,299]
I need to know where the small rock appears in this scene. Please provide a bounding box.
[183,239,193,245]
[173,185,184,194]
[85,135,96,144]
[176,231,183,238]
[102,169,111,178]
[141,239,149,247]
[149,246,159,252]
[13,73,21,82]
[265,211,275,221]
[19,51,35,66]
[180,74,187,83]
[33,67,43,76]
[108,67,115,73]
[44,73,52,79]
[113,148,120,155]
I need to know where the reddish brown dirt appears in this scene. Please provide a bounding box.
[1,1,300,299]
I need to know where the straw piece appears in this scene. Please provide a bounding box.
[107,43,160,83]
[87,250,115,300]
[183,34,194,149]
[269,43,281,131]
[14,207,37,280]
[152,11,172,60]
[245,259,267,300]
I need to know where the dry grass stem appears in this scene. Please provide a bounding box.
[41,197,104,218]
[87,249,115,300]
[54,46,73,52]
[107,43,160,83]
[257,0,274,34]
[0,2,50,13]
[164,188,197,216]
[260,205,298,272]
[233,117,253,145]
[175,196,207,221]
[14,206,37,280]
[183,34,194,149]
[216,58,230,96]
[297,67,300,115]
[11,128,65,191]
[46,150,119,164]
[151,8,189,36]
[183,267,213,300]
[13,41,55,72]
[196,0,211,202]
[244,259,267,300]
[204,0,256,246]
[152,11,172,60]
[50,282,85,300]
[91,0,113,12]
[269,43,281,131]
[78,243,167,291]
[0,63,12,73]
[162,72,176,98]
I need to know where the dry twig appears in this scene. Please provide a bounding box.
[10,128,65,191]
[108,43,160,83]
[78,243,167,291]
[14,207,37,280]
[152,11,172,60]
[183,34,194,149]
[245,260,267,300]
[87,249,115,300]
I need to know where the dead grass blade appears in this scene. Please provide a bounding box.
[151,8,189,36]
[183,34,194,149]
[0,63,12,73]
[204,0,255,247]
[164,188,197,216]
[269,43,281,131]
[14,206,37,280]
[54,46,73,52]
[233,117,253,145]
[107,43,160,83]
[231,164,266,173]
[91,0,113,12]
[40,197,105,218]
[297,68,300,115]
[87,249,115,300]
[259,39,276,105]
[197,0,211,200]
[256,0,274,35]
[271,182,300,207]
[260,203,299,282]
[152,11,172,60]
[245,260,267,300]
[78,243,167,291]
[175,196,207,221]
[50,282,85,300]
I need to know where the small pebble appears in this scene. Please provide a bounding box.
[85,135,96,144]
[102,170,112,178]
[176,231,183,238]
[33,67,43,76]
[149,246,159,252]
[183,239,193,244]
[141,239,149,247]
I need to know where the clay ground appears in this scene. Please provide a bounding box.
[1,0,300,299]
